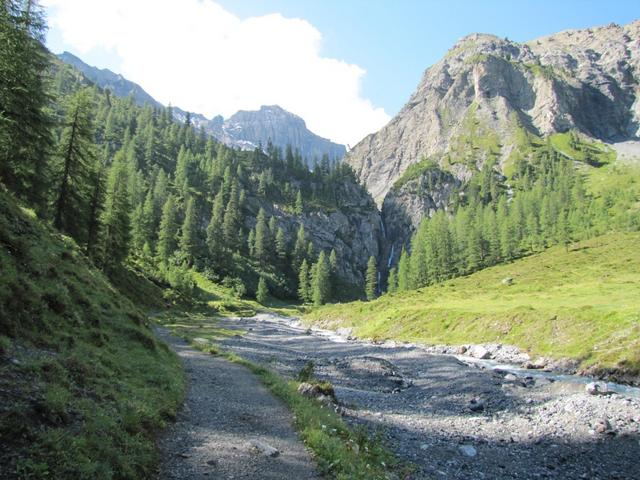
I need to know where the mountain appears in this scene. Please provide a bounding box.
[57,52,346,164]
[346,20,640,267]
[58,51,161,108]
[213,105,347,165]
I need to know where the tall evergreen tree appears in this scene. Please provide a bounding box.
[297,259,310,302]
[365,256,378,301]
[100,155,131,269]
[179,196,198,265]
[157,194,179,265]
[275,227,287,262]
[52,88,97,242]
[254,207,271,262]
[256,276,268,304]
[0,0,52,212]
[397,248,410,292]
[311,251,331,306]
[387,267,398,294]
[206,189,225,257]
[222,183,240,251]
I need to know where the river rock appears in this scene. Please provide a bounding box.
[468,345,491,359]
[458,445,477,457]
[586,382,610,395]
[504,373,518,381]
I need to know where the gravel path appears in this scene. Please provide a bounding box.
[155,327,321,480]
[213,313,640,480]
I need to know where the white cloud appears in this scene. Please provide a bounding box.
[42,0,390,146]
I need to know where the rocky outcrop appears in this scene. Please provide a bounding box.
[214,106,346,165]
[380,168,460,267]
[244,181,382,289]
[348,20,640,205]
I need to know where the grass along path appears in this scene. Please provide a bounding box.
[306,233,640,381]
[154,310,403,480]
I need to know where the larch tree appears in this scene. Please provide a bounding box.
[52,88,97,242]
[311,251,331,306]
[365,255,377,301]
[100,154,131,269]
[157,194,179,266]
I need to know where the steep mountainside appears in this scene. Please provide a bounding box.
[57,53,346,164]
[347,20,640,270]
[213,105,346,165]
[348,20,640,203]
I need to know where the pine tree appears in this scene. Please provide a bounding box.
[256,276,269,304]
[179,196,198,265]
[292,224,307,271]
[222,183,240,251]
[311,251,331,306]
[52,88,97,242]
[329,249,338,276]
[254,207,271,262]
[397,248,410,292]
[100,155,131,269]
[295,190,304,215]
[365,256,378,301]
[86,158,106,259]
[298,259,310,302]
[0,0,53,212]
[275,227,287,262]
[157,194,179,265]
[206,189,225,257]
[387,267,398,294]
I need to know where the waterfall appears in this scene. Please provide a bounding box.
[379,217,386,239]
[387,244,395,268]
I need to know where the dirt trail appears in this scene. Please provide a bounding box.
[155,327,320,480]
[214,313,640,480]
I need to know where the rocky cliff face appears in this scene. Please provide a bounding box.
[349,20,640,204]
[347,20,640,270]
[244,182,382,289]
[214,106,347,165]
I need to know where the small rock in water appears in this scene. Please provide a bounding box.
[458,445,477,457]
[504,373,518,382]
[468,345,491,359]
[248,439,280,457]
[585,381,609,395]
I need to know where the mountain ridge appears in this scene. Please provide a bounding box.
[57,52,346,164]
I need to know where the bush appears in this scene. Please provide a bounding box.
[165,265,195,295]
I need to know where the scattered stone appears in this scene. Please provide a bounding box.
[468,345,491,360]
[206,459,218,466]
[193,337,210,345]
[502,277,514,286]
[420,443,429,450]
[458,444,477,457]
[585,382,610,395]
[177,453,191,458]
[594,418,612,435]
[457,345,468,354]
[248,439,280,457]
[469,398,485,412]
[504,373,518,381]
[523,358,547,370]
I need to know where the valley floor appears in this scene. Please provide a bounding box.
[211,313,640,480]
[155,327,320,479]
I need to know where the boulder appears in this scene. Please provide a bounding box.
[468,345,491,360]
[248,439,279,457]
[585,381,610,395]
[458,445,477,457]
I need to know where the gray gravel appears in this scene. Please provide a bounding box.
[214,313,640,480]
[155,327,321,480]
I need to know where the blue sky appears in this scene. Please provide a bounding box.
[215,0,640,115]
[44,0,639,145]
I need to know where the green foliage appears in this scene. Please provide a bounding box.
[297,259,311,302]
[308,233,640,377]
[392,157,439,190]
[0,189,184,478]
[0,0,53,212]
[311,251,331,306]
[256,276,269,304]
[365,256,377,301]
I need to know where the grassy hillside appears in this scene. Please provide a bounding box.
[0,189,184,479]
[306,233,640,379]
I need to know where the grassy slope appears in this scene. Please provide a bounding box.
[306,233,640,378]
[0,189,184,479]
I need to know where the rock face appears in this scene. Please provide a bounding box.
[349,20,640,269]
[349,21,640,204]
[244,181,382,290]
[213,106,347,166]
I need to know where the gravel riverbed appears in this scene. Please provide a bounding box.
[215,313,640,480]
